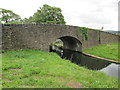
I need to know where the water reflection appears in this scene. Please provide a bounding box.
[51,48,119,78]
[62,49,111,70]
[100,63,119,79]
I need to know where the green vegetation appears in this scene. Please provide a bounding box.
[0,54,1,89]
[22,4,66,24]
[52,39,63,47]
[0,8,22,24]
[83,43,119,61]
[2,50,118,88]
[76,27,89,40]
[0,4,66,24]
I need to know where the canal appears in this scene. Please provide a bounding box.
[52,48,119,79]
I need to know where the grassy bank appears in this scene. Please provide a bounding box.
[2,50,118,88]
[0,54,1,89]
[83,43,119,61]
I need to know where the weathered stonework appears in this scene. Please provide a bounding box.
[2,24,119,52]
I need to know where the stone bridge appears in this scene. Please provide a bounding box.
[1,24,119,52]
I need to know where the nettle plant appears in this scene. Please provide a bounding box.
[76,27,89,41]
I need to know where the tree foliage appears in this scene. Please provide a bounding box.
[24,4,66,24]
[0,8,21,24]
[0,5,66,24]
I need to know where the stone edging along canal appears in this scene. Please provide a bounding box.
[82,52,120,64]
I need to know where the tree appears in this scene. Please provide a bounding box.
[26,4,66,24]
[0,8,21,24]
[22,16,35,24]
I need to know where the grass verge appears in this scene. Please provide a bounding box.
[0,54,2,89]
[83,43,119,61]
[2,50,118,88]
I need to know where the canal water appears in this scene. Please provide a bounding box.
[54,49,119,79]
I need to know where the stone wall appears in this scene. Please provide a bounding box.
[2,24,119,51]
[100,31,119,44]
[82,29,119,49]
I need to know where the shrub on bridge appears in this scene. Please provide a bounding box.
[76,27,89,41]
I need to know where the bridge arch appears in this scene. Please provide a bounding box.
[59,36,82,52]
[2,24,119,51]
[49,36,82,52]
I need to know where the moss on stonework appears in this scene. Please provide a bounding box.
[76,27,89,41]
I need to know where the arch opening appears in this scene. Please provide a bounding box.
[49,36,82,59]
[49,36,112,71]
[49,36,82,52]
[59,36,82,52]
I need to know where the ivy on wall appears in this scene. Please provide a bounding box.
[75,28,81,38]
[76,27,89,40]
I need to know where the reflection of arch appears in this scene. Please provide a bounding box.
[59,36,82,52]
[49,36,112,71]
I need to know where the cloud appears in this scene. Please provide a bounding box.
[79,13,111,24]
[73,0,118,30]
[0,0,118,30]
[118,1,120,30]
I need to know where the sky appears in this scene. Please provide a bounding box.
[0,0,119,30]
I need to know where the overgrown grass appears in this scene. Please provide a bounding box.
[0,54,2,89]
[2,50,118,88]
[83,43,119,61]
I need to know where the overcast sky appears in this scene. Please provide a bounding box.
[0,0,119,30]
